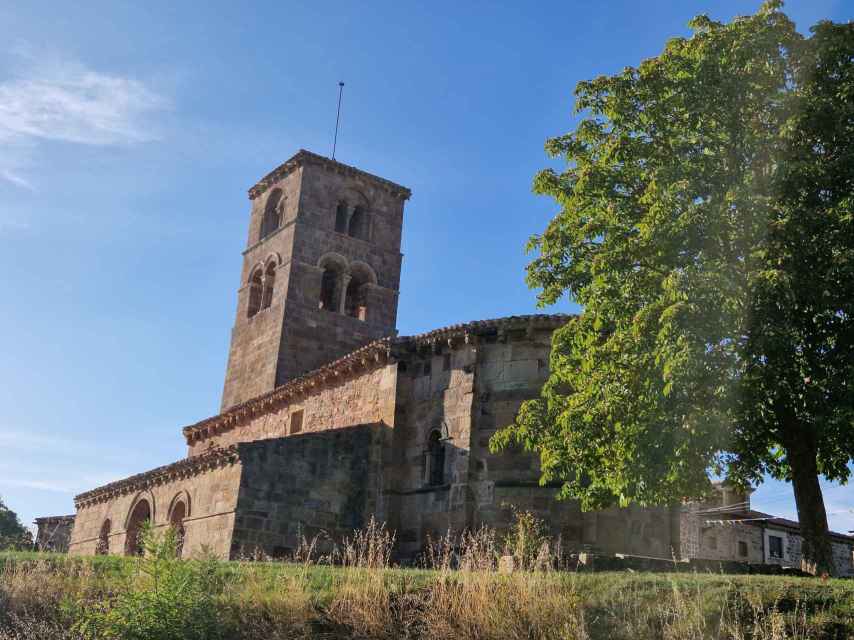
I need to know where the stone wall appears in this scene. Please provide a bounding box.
[391,345,478,557]
[221,169,302,410]
[680,506,854,577]
[189,362,398,456]
[464,328,679,559]
[680,506,765,564]
[69,460,243,559]
[229,427,385,558]
[34,516,75,553]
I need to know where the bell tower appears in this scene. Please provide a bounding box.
[220,150,411,410]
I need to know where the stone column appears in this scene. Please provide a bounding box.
[338,274,352,314]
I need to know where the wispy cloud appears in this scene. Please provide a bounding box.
[0,47,168,190]
[0,472,130,495]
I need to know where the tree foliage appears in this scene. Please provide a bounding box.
[0,496,31,550]
[492,2,854,572]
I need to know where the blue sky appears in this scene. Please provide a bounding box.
[0,0,851,535]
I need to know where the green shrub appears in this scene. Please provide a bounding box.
[70,524,223,640]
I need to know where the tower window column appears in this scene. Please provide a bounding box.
[337,274,352,314]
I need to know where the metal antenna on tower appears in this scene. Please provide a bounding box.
[332,82,344,160]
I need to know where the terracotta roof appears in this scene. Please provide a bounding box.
[74,445,241,509]
[182,314,573,445]
[248,149,411,201]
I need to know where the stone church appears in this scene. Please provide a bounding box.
[42,150,852,572]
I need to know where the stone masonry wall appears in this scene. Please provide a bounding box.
[762,528,854,577]
[189,362,398,456]
[681,510,765,565]
[391,345,478,558]
[221,168,302,410]
[469,328,678,559]
[229,426,385,558]
[69,462,243,559]
[273,160,405,386]
[34,516,75,553]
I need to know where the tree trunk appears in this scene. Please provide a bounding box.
[784,434,836,576]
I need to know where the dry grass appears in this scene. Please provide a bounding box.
[1,519,852,639]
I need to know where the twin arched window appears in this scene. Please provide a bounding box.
[317,256,375,321]
[334,202,370,241]
[247,261,277,318]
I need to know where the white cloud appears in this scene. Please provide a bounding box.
[0,168,34,191]
[0,49,168,190]
[0,471,129,495]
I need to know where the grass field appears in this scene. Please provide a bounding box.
[2,525,853,639]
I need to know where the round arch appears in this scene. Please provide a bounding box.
[96,519,111,555]
[167,490,191,522]
[124,492,155,556]
[338,187,370,209]
[262,252,282,269]
[348,261,378,285]
[259,187,284,241]
[317,251,349,271]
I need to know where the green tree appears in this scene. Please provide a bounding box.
[492,2,854,575]
[0,496,31,550]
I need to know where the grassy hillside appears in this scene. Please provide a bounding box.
[2,523,853,639]
[2,553,853,639]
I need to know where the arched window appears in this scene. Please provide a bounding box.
[125,499,152,556]
[319,268,340,312]
[427,431,445,486]
[96,519,111,555]
[260,188,283,241]
[345,276,368,320]
[261,262,276,310]
[169,501,186,558]
[335,202,349,233]
[247,269,263,318]
[345,263,376,321]
[348,206,369,240]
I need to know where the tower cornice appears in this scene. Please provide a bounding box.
[248,149,411,202]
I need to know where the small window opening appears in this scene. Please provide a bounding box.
[443,353,451,371]
[738,540,748,557]
[290,409,304,434]
[260,188,283,241]
[427,430,445,486]
[423,361,432,376]
[247,270,263,318]
[335,203,349,233]
[706,534,717,550]
[261,262,276,310]
[768,535,784,559]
